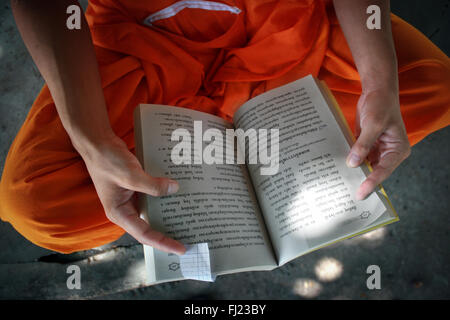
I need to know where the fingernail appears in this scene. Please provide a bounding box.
[347,153,360,167]
[355,191,364,201]
[355,187,369,201]
[173,242,186,255]
[177,246,186,256]
[167,181,179,194]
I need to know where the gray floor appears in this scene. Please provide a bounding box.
[0,1,449,299]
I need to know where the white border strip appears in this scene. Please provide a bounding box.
[143,0,241,26]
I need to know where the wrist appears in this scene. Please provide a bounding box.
[359,61,399,94]
[70,128,117,160]
[361,78,399,96]
[361,83,399,98]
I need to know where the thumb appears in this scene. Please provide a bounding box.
[347,122,382,168]
[128,169,179,196]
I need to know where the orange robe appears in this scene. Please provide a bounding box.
[0,0,449,253]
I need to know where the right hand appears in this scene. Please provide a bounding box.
[346,88,411,201]
[76,134,186,255]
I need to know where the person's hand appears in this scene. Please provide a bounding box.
[77,134,186,255]
[346,87,411,200]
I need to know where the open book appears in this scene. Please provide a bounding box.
[134,75,398,284]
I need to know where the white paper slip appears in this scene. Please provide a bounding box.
[180,243,216,282]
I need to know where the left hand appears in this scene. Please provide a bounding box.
[346,87,411,200]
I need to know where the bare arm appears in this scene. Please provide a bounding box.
[333,0,411,200]
[12,0,112,151]
[11,0,185,254]
[333,0,398,91]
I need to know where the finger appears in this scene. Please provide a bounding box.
[347,122,383,168]
[125,169,179,197]
[109,201,186,255]
[355,151,402,201]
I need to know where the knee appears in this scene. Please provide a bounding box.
[398,59,450,146]
[0,161,123,253]
[0,167,56,250]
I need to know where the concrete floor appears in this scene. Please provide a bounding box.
[0,1,449,299]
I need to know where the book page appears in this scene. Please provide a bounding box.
[135,105,277,282]
[233,75,395,266]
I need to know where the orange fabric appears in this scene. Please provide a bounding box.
[0,0,449,253]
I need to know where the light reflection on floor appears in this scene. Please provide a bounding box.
[314,257,343,282]
[360,227,386,241]
[292,227,389,298]
[342,227,387,246]
[292,278,323,298]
